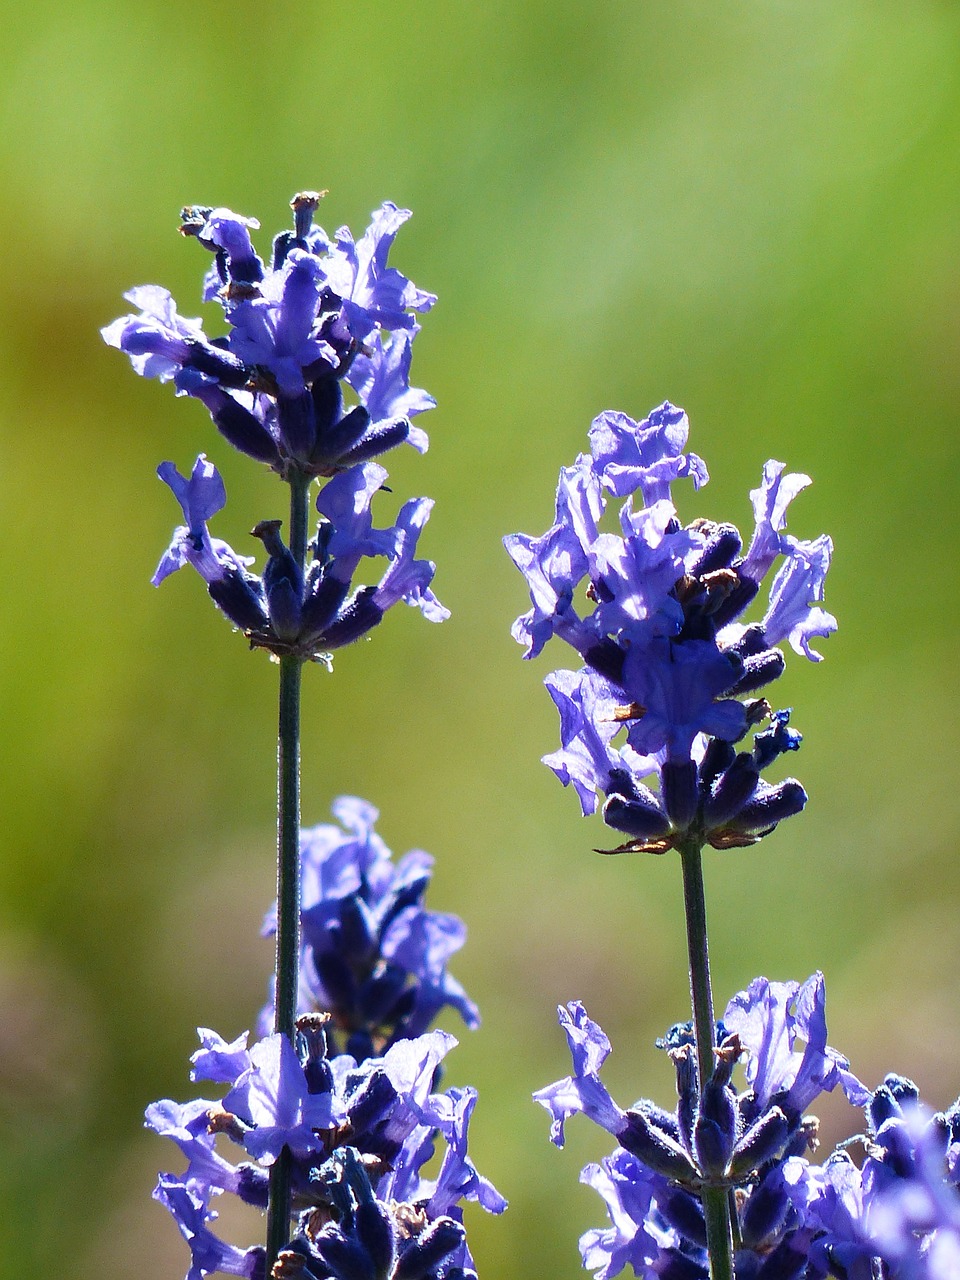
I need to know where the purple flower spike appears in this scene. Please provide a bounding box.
[507,402,834,851]
[538,973,916,1280]
[259,797,478,1057]
[151,454,445,661]
[149,1012,502,1280]
[105,195,436,478]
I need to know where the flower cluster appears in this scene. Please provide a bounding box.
[150,800,505,1280]
[103,195,444,661]
[102,195,435,480]
[257,797,480,1061]
[537,974,960,1279]
[151,454,446,661]
[505,403,835,852]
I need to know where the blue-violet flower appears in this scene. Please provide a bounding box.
[102,194,435,481]
[153,455,447,661]
[258,796,480,1060]
[505,403,834,852]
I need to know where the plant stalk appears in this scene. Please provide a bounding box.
[678,839,735,1280]
[266,471,311,1271]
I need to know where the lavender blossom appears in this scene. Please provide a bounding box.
[149,1018,504,1280]
[152,456,447,661]
[102,194,435,481]
[536,974,868,1280]
[258,797,480,1059]
[505,403,835,852]
[537,973,960,1280]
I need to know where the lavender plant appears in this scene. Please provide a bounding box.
[507,404,960,1279]
[104,194,504,1280]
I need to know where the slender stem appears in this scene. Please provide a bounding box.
[678,840,715,1090]
[678,839,735,1280]
[287,467,311,568]
[272,653,304,1037]
[266,471,311,1272]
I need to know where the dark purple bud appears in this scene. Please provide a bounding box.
[726,623,768,658]
[740,1169,792,1249]
[358,964,408,1025]
[313,950,357,1012]
[698,738,736,793]
[337,417,411,470]
[178,375,281,464]
[876,1118,918,1179]
[688,523,742,576]
[277,391,317,460]
[704,753,759,828]
[657,1248,709,1280]
[321,588,383,650]
[752,1234,809,1280]
[729,780,806,834]
[693,1116,730,1176]
[348,1070,399,1135]
[602,790,671,839]
[583,638,626,684]
[882,1073,920,1110]
[252,520,304,641]
[632,1099,682,1144]
[394,1218,466,1280]
[182,338,252,388]
[379,872,430,926]
[868,1081,904,1132]
[236,1163,270,1210]
[271,230,298,270]
[311,1230,372,1280]
[338,896,378,960]
[310,374,344,438]
[727,648,785,697]
[317,406,377,469]
[694,1068,738,1175]
[355,1200,396,1278]
[657,1186,706,1248]
[662,758,699,829]
[300,573,352,643]
[728,1105,790,1178]
[711,571,760,628]
[618,1107,697,1181]
[672,1047,699,1155]
[208,570,270,634]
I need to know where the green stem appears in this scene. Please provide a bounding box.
[678,839,735,1280]
[266,472,311,1272]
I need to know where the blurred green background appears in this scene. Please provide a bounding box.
[1,1,959,1277]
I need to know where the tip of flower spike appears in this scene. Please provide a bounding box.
[291,191,327,241]
[291,190,327,210]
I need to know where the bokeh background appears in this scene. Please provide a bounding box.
[1,2,959,1277]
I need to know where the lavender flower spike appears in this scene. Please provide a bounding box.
[538,975,877,1280]
[104,195,437,480]
[258,796,478,1061]
[153,456,446,662]
[507,402,833,852]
